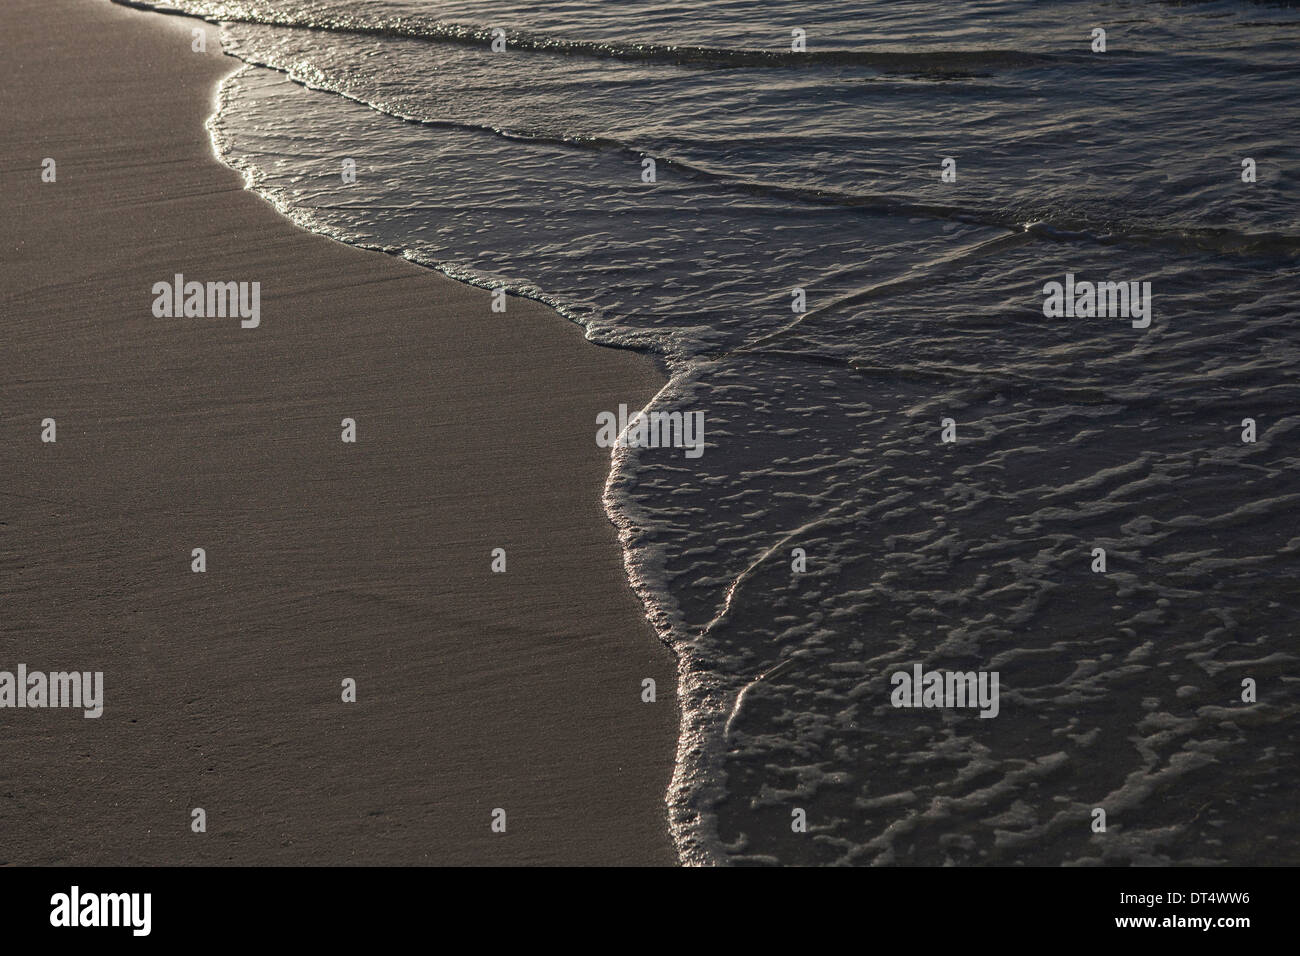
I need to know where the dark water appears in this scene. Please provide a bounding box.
[118,0,1300,864]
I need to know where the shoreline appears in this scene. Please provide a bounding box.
[1,0,679,865]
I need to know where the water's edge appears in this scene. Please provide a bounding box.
[190,42,716,864]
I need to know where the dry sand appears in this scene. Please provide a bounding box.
[0,0,679,865]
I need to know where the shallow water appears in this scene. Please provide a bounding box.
[119,0,1300,864]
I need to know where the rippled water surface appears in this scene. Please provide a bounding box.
[118,0,1300,864]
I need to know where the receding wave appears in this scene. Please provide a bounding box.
[200,38,1300,260]
[112,0,1069,72]
[117,6,1296,265]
